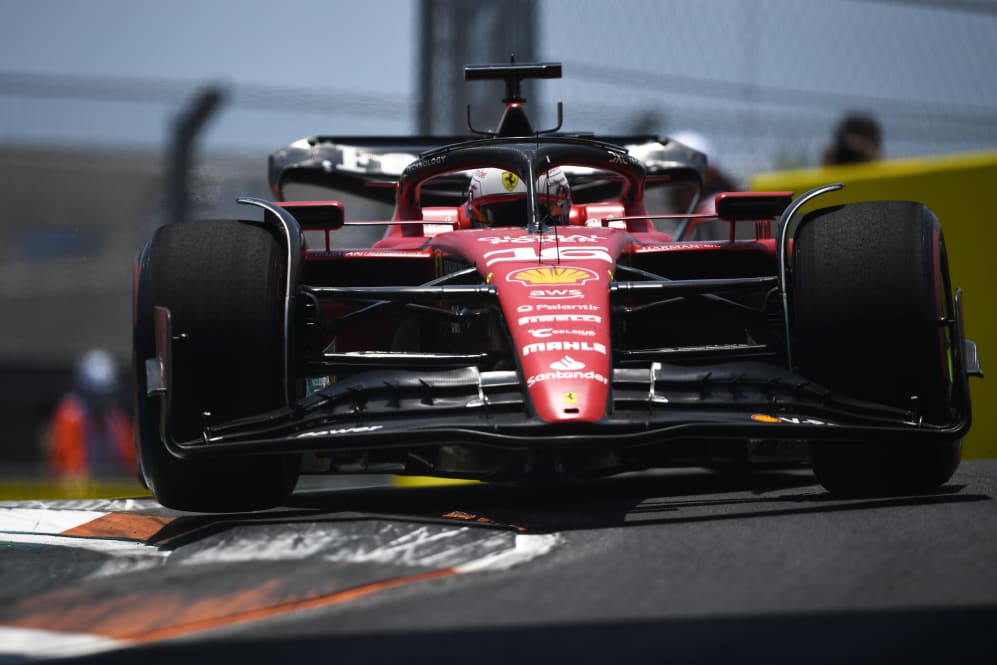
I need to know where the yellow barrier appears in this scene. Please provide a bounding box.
[0,479,150,501]
[753,152,995,457]
[392,476,480,488]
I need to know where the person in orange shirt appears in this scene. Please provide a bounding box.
[47,349,134,480]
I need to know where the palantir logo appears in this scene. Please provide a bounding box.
[550,356,586,371]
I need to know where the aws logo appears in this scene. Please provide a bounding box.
[508,266,597,286]
[529,289,584,300]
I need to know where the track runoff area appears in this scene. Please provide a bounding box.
[1,462,997,663]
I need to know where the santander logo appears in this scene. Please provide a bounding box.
[549,356,586,371]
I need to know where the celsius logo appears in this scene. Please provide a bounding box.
[508,266,597,286]
[528,328,596,338]
[550,356,585,371]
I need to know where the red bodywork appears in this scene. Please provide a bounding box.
[430,227,623,422]
[294,192,783,426]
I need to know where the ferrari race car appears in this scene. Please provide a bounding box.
[133,61,982,512]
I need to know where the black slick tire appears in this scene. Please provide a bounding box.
[133,220,299,512]
[792,200,960,496]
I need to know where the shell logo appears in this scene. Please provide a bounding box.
[508,266,597,286]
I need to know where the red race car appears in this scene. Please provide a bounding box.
[133,61,981,511]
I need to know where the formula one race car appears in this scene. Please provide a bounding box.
[133,61,982,512]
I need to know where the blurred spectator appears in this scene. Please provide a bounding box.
[822,112,883,165]
[46,349,134,480]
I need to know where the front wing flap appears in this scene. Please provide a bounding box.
[156,361,970,460]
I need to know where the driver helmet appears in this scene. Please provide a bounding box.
[464,167,572,227]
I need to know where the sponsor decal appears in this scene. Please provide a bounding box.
[527,328,596,338]
[484,246,614,266]
[535,303,599,312]
[508,266,598,286]
[564,392,578,405]
[528,288,584,300]
[522,341,606,357]
[637,243,725,253]
[342,250,427,259]
[297,425,385,438]
[501,172,520,191]
[322,146,416,175]
[550,356,586,371]
[751,414,837,426]
[404,154,446,172]
[608,150,639,166]
[477,234,604,245]
[517,305,534,313]
[528,370,609,388]
[518,314,602,325]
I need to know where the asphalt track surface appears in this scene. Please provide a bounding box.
[2,461,997,664]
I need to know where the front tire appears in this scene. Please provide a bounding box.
[133,220,299,512]
[792,200,960,496]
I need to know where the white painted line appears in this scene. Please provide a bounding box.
[173,523,556,572]
[455,533,561,572]
[0,531,169,557]
[0,626,126,659]
[0,507,108,535]
[340,526,481,566]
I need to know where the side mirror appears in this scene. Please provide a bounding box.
[715,191,793,221]
[276,201,345,230]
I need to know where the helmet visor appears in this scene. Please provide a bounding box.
[477,198,530,227]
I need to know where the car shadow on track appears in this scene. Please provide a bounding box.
[263,467,990,536]
[65,603,997,665]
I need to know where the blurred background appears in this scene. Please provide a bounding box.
[2,0,994,493]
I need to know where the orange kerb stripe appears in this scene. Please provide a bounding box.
[62,513,174,541]
[441,510,528,533]
[119,567,458,643]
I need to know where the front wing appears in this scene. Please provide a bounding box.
[150,345,973,464]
